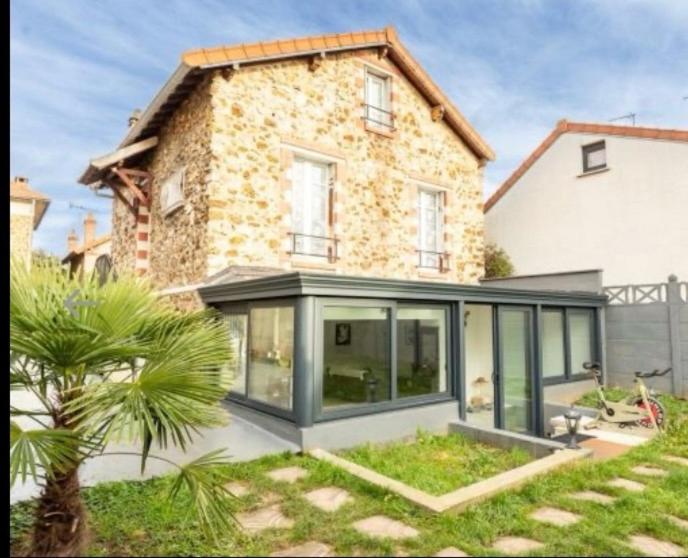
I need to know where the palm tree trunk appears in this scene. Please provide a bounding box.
[29,465,87,557]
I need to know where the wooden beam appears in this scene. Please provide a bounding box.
[89,136,158,171]
[112,167,149,208]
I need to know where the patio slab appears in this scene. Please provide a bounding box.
[237,504,294,534]
[627,534,685,557]
[434,546,469,557]
[224,481,250,497]
[267,466,309,484]
[662,455,688,467]
[631,465,668,477]
[667,515,688,530]
[492,536,544,554]
[352,515,419,540]
[569,490,616,505]
[304,486,352,512]
[270,541,333,557]
[607,477,646,492]
[529,506,582,526]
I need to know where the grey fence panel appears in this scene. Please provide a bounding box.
[603,276,686,397]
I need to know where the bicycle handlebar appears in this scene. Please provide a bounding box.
[634,367,672,379]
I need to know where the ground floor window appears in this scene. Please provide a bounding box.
[225,314,248,395]
[568,309,594,376]
[464,304,495,428]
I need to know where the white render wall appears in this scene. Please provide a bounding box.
[485,133,688,286]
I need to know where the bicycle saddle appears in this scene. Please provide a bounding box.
[582,361,601,370]
[634,367,672,378]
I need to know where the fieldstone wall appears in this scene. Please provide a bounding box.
[10,211,33,268]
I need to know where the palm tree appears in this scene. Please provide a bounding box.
[10,259,235,556]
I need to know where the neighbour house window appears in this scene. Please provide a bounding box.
[417,188,445,270]
[364,69,393,129]
[247,305,295,410]
[291,157,334,259]
[159,167,185,215]
[581,141,606,173]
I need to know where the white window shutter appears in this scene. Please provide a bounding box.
[161,167,185,215]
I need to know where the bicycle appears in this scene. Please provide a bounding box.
[582,361,669,433]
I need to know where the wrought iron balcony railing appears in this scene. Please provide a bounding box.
[363,103,395,129]
[417,250,451,273]
[288,232,339,263]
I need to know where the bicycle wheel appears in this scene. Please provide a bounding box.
[629,396,666,429]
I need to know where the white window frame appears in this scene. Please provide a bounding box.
[364,67,392,129]
[416,186,445,270]
[159,166,185,216]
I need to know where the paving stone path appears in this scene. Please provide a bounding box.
[491,536,544,554]
[434,546,469,557]
[267,466,309,483]
[627,534,685,557]
[662,455,688,467]
[667,514,688,530]
[269,541,333,557]
[607,477,646,492]
[224,481,249,497]
[568,490,617,505]
[631,465,668,477]
[352,515,419,540]
[529,506,582,526]
[237,504,294,534]
[304,486,352,512]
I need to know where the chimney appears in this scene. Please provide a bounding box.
[67,229,79,252]
[84,212,96,246]
[13,176,29,184]
[128,108,142,128]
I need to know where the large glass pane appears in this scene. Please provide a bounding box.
[501,308,533,434]
[226,314,248,395]
[464,304,495,428]
[248,306,294,410]
[542,310,565,378]
[396,307,447,398]
[569,310,594,375]
[323,306,391,409]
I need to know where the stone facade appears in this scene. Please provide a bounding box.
[110,49,486,295]
[10,207,33,268]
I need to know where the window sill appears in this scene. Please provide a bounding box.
[364,121,396,139]
[577,167,610,178]
[290,254,338,272]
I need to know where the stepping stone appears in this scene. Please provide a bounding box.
[667,515,688,530]
[492,536,544,554]
[224,481,249,497]
[304,486,352,512]
[632,465,668,477]
[608,477,646,492]
[352,515,419,540]
[237,504,294,534]
[434,547,469,557]
[569,491,617,505]
[529,506,582,526]
[663,455,688,467]
[627,534,685,557]
[267,466,309,484]
[270,541,333,557]
[259,491,282,505]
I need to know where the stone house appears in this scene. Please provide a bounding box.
[77,28,605,450]
[62,212,112,280]
[10,176,50,268]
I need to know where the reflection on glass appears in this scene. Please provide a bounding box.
[396,307,447,398]
[226,314,248,395]
[569,311,593,375]
[501,308,533,434]
[464,304,495,428]
[247,306,294,410]
[323,306,390,409]
[542,310,565,378]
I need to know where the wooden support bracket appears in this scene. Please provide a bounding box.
[112,167,150,208]
[103,178,137,216]
[431,104,445,122]
[378,46,389,59]
[308,52,326,72]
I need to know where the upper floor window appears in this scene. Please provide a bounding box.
[417,188,446,270]
[581,140,606,173]
[291,157,334,259]
[364,69,393,130]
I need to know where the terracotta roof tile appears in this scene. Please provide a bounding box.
[484,120,688,212]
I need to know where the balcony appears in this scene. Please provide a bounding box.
[289,232,339,263]
[417,250,451,273]
[363,103,395,130]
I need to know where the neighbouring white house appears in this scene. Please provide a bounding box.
[484,120,688,286]
[62,212,112,280]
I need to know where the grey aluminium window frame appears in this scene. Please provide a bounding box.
[581,140,607,173]
[313,297,453,422]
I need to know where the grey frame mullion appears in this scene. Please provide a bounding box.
[456,300,466,420]
[390,304,398,401]
[534,305,544,437]
[493,304,502,429]
[563,307,573,379]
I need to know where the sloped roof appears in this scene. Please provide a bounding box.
[484,119,688,212]
[9,176,50,229]
[62,234,111,264]
[107,26,493,164]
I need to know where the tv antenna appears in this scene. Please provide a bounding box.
[609,113,636,125]
[69,202,107,213]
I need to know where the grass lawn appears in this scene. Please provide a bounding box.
[10,399,688,557]
[338,430,533,495]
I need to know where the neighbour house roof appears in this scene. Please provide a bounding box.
[484,119,688,213]
[62,234,112,264]
[78,26,494,186]
[9,176,51,229]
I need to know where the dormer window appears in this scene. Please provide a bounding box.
[582,140,606,173]
[364,68,393,130]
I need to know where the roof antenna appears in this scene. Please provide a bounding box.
[69,202,107,213]
[608,113,636,126]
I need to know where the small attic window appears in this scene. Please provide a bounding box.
[160,167,185,216]
[581,141,606,173]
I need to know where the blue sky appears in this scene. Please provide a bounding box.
[10,0,688,255]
